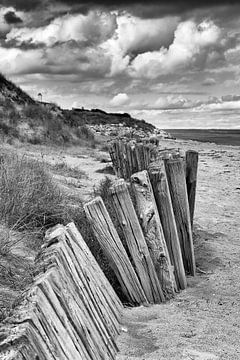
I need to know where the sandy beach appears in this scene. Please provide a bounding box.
[2,136,240,359]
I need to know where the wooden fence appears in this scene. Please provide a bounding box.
[0,223,123,360]
[85,140,199,305]
[0,139,199,360]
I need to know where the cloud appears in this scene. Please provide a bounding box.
[7,10,117,47]
[0,41,111,77]
[55,0,240,17]
[110,93,129,106]
[4,11,23,24]
[152,95,194,110]
[130,19,221,78]
[115,14,179,55]
[0,1,42,11]
[202,77,216,86]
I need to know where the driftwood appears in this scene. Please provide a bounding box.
[165,159,196,276]
[131,170,175,298]
[0,223,122,360]
[84,197,147,305]
[110,179,165,303]
[185,150,199,227]
[149,162,187,290]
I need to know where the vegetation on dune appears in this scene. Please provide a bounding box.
[0,155,128,320]
[63,107,155,133]
[0,153,67,237]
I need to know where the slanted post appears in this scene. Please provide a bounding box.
[185,150,199,227]
[164,158,196,276]
[110,179,165,303]
[131,170,175,298]
[84,197,147,305]
[149,162,187,290]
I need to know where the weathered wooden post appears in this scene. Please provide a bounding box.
[84,197,147,305]
[164,158,196,276]
[185,150,199,227]
[149,162,187,290]
[110,179,165,303]
[131,170,175,298]
[109,140,156,180]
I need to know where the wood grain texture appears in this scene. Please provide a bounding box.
[165,159,196,276]
[131,170,175,298]
[110,179,165,304]
[109,141,155,180]
[0,223,123,360]
[84,197,147,305]
[149,162,187,291]
[186,150,199,227]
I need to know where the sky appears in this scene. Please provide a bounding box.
[1,1,240,128]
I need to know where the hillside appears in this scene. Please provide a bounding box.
[0,73,35,106]
[0,73,159,145]
[63,108,155,133]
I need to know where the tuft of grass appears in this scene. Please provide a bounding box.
[0,153,67,237]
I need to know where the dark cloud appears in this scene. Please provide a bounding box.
[4,11,23,24]
[3,0,240,16]
[0,0,42,11]
[55,0,240,17]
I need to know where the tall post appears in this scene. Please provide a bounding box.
[165,158,196,276]
[149,162,187,290]
[185,150,199,227]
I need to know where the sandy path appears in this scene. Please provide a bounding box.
[116,139,240,360]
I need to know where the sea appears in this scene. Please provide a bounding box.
[164,129,240,147]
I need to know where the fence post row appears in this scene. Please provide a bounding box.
[84,197,147,305]
[130,170,176,298]
[110,179,165,303]
[148,161,187,290]
[0,223,123,360]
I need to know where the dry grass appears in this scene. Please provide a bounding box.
[0,152,71,320]
[48,161,88,179]
[0,153,68,235]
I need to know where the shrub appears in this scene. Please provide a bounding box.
[23,104,53,122]
[75,125,95,141]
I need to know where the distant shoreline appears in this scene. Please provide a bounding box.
[164,129,240,146]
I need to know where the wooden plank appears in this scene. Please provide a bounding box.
[186,150,199,227]
[0,223,123,360]
[149,162,187,290]
[64,223,123,335]
[110,179,165,303]
[131,170,175,299]
[84,197,147,305]
[164,158,196,276]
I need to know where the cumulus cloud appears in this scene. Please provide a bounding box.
[152,95,194,110]
[110,93,129,106]
[0,41,111,77]
[129,19,221,78]
[116,14,179,55]
[202,77,216,86]
[7,10,117,47]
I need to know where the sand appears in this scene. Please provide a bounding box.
[4,137,240,359]
[115,139,240,360]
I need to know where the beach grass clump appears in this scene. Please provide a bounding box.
[0,153,67,237]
